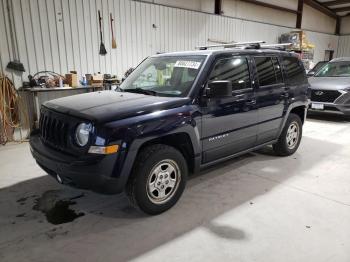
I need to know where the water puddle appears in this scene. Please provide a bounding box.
[33,190,85,225]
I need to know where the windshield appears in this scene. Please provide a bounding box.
[310,61,327,73]
[120,55,206,97]
[315,61,350,77]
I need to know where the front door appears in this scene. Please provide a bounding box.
[201,56,258,163]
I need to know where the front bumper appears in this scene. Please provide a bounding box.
[308,102,350,115]
[30,132,124,194]
[308,89,350,115]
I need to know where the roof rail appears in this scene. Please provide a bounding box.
[195,41,266,50]
[260,43,292,49]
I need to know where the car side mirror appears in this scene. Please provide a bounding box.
[307,71,315,77]
[206,80,232,98]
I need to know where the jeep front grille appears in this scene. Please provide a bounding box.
[311,90,342,103]
[39,109,70,151]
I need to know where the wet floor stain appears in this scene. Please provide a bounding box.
[16,195,38,206]
[33,190,85,225]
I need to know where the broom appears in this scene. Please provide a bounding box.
[98,10,107,55]
[6,0,25,72]
[110,13,117,49]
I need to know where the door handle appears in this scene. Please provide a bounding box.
[280,93,289,98]
[245,99,256,105]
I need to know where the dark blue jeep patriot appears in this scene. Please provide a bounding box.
[30,47,309,214]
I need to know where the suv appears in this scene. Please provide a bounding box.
[308,57,350,115]
[30,47,309,215]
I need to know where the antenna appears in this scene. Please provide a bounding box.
[195,41,266,50]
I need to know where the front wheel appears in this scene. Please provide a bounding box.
[126,144,188,215]
[273,113,303,156]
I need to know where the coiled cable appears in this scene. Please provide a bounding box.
[0,74,29,145]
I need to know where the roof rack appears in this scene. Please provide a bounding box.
[195,42,294,51]
[260,43,293,50]
[195,41,266,50]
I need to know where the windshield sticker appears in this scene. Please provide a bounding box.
[174,60,201,69]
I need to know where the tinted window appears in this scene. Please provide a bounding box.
[272,57,283,83]
[255,57,282,86]
[209,57,251,91]
[282,56,306,84]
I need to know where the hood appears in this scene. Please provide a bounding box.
[44,91,190,123]
[308,77,350,90]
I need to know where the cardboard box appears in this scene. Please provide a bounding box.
[65,73,78,87]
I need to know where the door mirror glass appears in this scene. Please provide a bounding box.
[206,80,232,98]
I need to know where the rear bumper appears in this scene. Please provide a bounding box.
[30,132,124,194]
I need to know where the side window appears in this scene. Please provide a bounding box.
[282,56,307,85]
[272,57,283,83]
[209,57,251,91]
[254,57,282,86]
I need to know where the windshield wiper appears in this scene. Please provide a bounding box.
[122,88,158,96]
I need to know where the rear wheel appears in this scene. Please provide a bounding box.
[273,113,302,156]
[126,144,188,215]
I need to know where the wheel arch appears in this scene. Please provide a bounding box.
[137,132,197,173]
[290,105,307,124]
[277,102,307,138]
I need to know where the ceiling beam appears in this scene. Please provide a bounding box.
[239,0,298,14]
[304,0,338,18]
[324,0,350,7]
[332,6,350,12]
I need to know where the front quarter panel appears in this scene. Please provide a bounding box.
[99,104,202,187]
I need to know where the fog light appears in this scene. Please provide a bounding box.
[88,145,119,155]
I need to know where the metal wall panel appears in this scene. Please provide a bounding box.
[337,36,350,58]
[0,0,341,88]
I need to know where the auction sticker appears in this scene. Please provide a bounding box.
[174,60,201,69]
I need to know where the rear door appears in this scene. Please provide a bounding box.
[253,56,288,144]
[201,55,258,163]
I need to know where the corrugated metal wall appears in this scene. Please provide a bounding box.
[0,0,340,88]
[337,35,350,57]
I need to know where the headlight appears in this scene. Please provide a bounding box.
[75,123,92,147]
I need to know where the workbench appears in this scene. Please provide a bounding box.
[19,85,104,131]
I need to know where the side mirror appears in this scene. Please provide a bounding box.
[307,71,315,77]
[206,80,232,98]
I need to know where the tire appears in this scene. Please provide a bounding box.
[273,113,303,156]
[126,144,188,215]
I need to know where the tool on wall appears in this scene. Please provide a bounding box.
[98,10,107,55]
[6,0,25,72]
[110,13,117,49]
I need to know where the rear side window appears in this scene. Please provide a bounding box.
[254,57,283,86]
[209,56,251,91]
[282,56,306,85]
[272,57,283,83]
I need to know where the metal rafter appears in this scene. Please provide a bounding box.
[304,0,338,18]
[323,0,350,7]
[239,0,299,14]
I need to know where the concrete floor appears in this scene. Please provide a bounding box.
[0,113,350,262]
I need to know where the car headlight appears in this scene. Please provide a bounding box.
[75,123,92,147]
